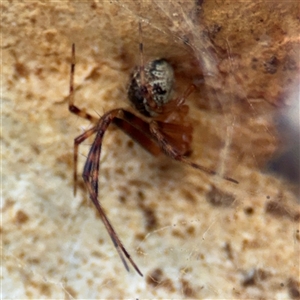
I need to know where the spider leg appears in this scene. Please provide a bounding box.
[82,109,122,197]
[138,22,145,85]
[69,43,99,123]
[69,42,108,195]
[113,110,163,156]
[113,118,162,156]
[160,84,196,115]
[79,109,144,276]
[151,121,193,156]
[74,125,141,274]
[149,121,239,184]
[73,110,163,196]
[83,172,143,277]
[81,109,165,199]
[73,126,98,196]
[175,84,196,107]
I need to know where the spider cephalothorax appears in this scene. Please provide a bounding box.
[68,22,238,277]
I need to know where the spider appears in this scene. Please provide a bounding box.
[68,23,238,277]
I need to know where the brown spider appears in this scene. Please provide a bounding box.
[68,23,238,277]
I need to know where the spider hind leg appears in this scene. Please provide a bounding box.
[149,121,239,184]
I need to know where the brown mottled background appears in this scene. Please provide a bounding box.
[2,1,299,298]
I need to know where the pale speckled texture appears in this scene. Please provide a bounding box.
[2,1,300,299]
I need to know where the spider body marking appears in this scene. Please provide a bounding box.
[128,59,174,117]
[68,22,238,277]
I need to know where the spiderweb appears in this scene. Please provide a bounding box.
[2,1,299,298]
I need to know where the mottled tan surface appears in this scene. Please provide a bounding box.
[2,1,299,299]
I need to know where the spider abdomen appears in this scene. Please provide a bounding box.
[128,59,174,117]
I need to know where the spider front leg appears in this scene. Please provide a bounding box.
[73,109,164,196]
[69,43,101,195]
[73,126,98,196]
[69,43,98,123]
[75,108,144,276]
[84,178,143,277]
